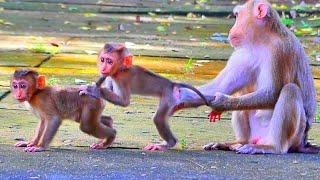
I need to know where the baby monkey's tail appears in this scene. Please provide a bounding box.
[174,83,210,106]
[96,76,107,87]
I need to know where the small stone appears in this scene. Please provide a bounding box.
[75,79,86,85]
[316,54,320,62]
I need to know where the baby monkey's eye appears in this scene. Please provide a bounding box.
[100,57,105,63]
[20,84,27,89]
[234,12,238,18]
[106,58,113,65]
[13,84,18,89]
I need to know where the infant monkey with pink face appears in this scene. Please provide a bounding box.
[80,43,211,151]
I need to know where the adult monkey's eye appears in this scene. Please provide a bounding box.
[100,57,105,63]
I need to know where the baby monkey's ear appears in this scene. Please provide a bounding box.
[123,55,133,68]
[37,75,46,89]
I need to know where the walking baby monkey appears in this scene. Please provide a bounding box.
[12,69,116,152]
[80,43,210,151]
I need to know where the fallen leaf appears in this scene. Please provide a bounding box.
[79,26,90,30]
[68,6,78,11]
[156,25,167,32]
[83,13,97,17]
[148,12,157,17]
[187,12,197,18]
[96,25,112,31]
[58,3,66,9]
[3,21,14,26]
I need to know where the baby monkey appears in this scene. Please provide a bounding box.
[12,69,116,152]
[80,43,210,151]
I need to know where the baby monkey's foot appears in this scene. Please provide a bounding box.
[24,146,45,152]
[90,142,106,149]
[90,138,114,150]
[143,144,170,151]
[15,141,36,147]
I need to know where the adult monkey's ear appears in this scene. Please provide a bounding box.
[254,3,269,19]
[37,75,46,89]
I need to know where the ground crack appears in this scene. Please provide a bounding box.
[0,90,11,101]
[34,55,53,68]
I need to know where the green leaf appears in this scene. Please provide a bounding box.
[96,25,112,31]
[83,13,97,17]
[79,26,91,30]
[28,43,60,55]
[281,18,294,26]
[184,58,194,72]
[148,12,157,17]
[68,6,78,11]
[156,25,167,32]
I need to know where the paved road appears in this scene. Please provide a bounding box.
[0,144,319,179]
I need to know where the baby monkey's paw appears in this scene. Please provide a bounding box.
[90,142,107,150]
[24,146,45,153]
[15,141,35,147]
[143,144,169,151]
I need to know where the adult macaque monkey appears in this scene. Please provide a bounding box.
[80,43,210,151]
[180,0,318,154]
[12,69,116,152]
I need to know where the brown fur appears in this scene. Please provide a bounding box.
[84,44,210,151]
[186,0,317,154]
[12,69,116,152]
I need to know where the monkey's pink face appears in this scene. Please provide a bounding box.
[229,5,248,47]
[11,79,30,102]
[98,52,120,76]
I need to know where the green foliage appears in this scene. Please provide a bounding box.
[68,6,78,12]
[148,12,157,17]
[281,18,294,26]
[180,137,187,150]
[156,25,167,32]
[28,43,60,55]
[184,58,193,73]
[47,77,59,85]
